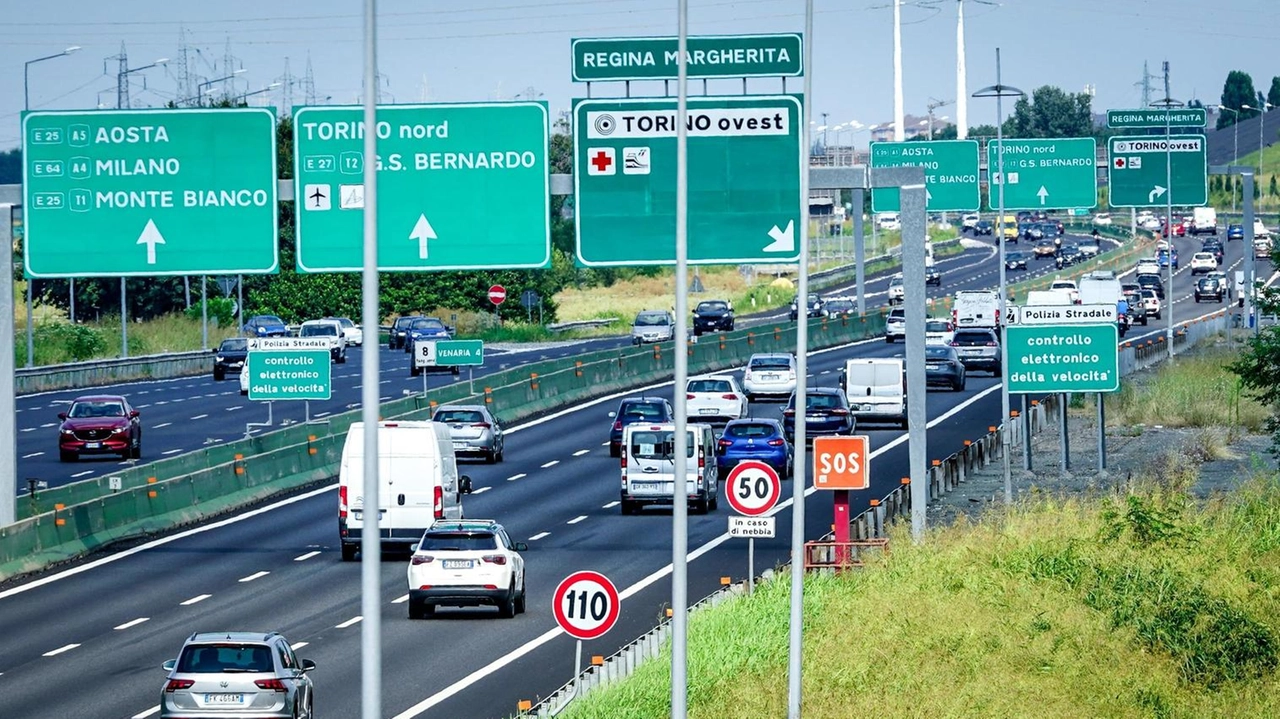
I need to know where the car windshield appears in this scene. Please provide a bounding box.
[800,393,842,411]
[417,531,498,551]
[688,378,733,394]
[724,423,777,439]
[926,346,953,359]
[634,313,669,327]
[219,338,248,352]
[619,402,665,422]
[434,409,485,424]
[925,320,952,333]
[749,356,791,370]
[177,644,274,674]
[300,323,337,337]
[395,317,421,329]
[68,401,125,418]
[629,430,694,459]
[954,332,993,346]
[411,319,445,330]
[696,301,727,313]
[335,318,354,328]
[826,301,854,312]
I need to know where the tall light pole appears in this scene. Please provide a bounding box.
[195,68,247,105]
[892,0,905,141]
[973,48,1024,505]
[1152,94,1183,361]
[23,45,81,368]
[1242,102,1275,176]
[229,82,282,105]
[1218,105,1241,211]
[926,98,953,140]
[117,56,169,108]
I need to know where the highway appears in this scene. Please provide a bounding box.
[0,228,1248,718]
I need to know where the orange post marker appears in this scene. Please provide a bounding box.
[870,498,881,507]
[900,476,910,485]
[517,700,532,712]
[56,518,66,526]
[54,503,65,511]
[720,576,731,586]
[147,476,157,484]
[665,607,673,618]
[148,490,158,498]
[592,655,605,666]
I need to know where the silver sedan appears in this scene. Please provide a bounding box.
[433,404,505,463]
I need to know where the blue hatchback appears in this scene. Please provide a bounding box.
[1227,224,1245,241]
[242,314,288,337]
[716,418,793,479]
[402,317,453,352]
[782,388,855,442]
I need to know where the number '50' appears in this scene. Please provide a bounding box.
[817,451,860,475]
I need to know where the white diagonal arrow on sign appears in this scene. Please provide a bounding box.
[136,219,165,265]
[1149,185,1167,203]
[763,220,795,253]
[409,214,437,260]
[1037,186,1049,206]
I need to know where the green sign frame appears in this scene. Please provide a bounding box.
[292,102,551,272]
[21,108,279,279]
[573,94,803,266]
[1005,324,1119,393]
[571,34,803,82]
[416,339,485,367]
[1106,108,1207,129]
[870,140,980,212]
[1106,134,1208,208]
[247,349,332,401]
[986,138,1097,211]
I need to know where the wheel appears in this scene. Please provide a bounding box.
[1195,297,1200,303]
[59,450,77,462]
[620,499,638,515]
[498,584,517,618]
[337,354,347,364]
[609,444,620,458]
[708,485,719,511]
[340,544,358,562]
[727,323,734,331]
[452,367,461,376]
[213,368,225,381]
[992,365,1002,377]
[131,437,142,460]
[692,497,710,515]
[515,580,527,614]
[485,448,497,464]
[409,598,430,620]
[495,445,505,463]
[884,335,893,344]
[410,365,421,377]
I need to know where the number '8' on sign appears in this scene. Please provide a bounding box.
[553,571,620,640]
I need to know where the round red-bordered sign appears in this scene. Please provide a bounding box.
[488,284,507,305]
[552,570,620,640]
[724,460,781,517]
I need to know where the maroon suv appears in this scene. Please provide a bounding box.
[58,395,142,461]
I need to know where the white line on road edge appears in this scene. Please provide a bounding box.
[471,486,492,495]
[540,460,559,468]
[42,643,80,657]
[392,594,410,604]
[527,532,550,541]
[389,383,1002,718]
[238,571,270,583]
[130,706,161,719]
[161,449,183,456]
[566,515,587,525]
[294,551,321,562]
[70,470,94,478]
[572,449,590,456]
[179,594,211,606]
[114,617,150,630]
[602,501,620,509]
[335,616,363,629]
[506,473,526,482]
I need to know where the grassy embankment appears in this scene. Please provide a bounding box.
[556,345,1280,719]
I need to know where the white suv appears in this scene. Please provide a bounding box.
[407,519,527,619]
[884,307,906,343]
[1189,252,1218,274]
[887,275,905,305]
[742,353,797,400]
[685,374,747,422]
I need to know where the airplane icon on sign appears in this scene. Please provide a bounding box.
[303,184,331,211]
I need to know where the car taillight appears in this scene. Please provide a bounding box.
[620,451,627,469]
[986,341,997,347]
[782,409,795,416]
[411,554,434,565]
[433,486,443,519]
[767,438,785,447]
[165,679,195,692]
[482,554,507,565]
[686,393,696,400]
[254,679,288,692]
[718,438,733,448]
[743,370,752,381]
[698,451,705,470]
[613,420,622,431]
[789,370,796,380]
[338,485,348,520]
[471,422,491,428]
[721,393,738,400]
[828,408,849,415]
[950,340,959,347]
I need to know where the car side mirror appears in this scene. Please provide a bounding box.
[300,659,317,673]
[129,410,140,418]
[459,475,473,494]
[514,542,529,552]
[210,347,218,353]
[607,411,617,418]
[162,659,176,672]
[58,412,67,420]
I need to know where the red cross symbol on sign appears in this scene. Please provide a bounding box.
[1114,158,1126,169]
[591,150,613,173]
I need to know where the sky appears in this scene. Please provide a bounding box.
[3,0,1278,150]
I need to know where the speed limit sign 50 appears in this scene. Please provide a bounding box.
[552,570,620,640]
[724,460,781,516]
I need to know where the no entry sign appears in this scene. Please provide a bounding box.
[488,284,507,305]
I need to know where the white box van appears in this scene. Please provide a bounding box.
[838,358,906,428]
[953,289,1001,329]
[338,421,472,561]
[620,423,719,515]
[1192,207,1217,235]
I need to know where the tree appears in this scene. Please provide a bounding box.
[967,123,998,139]
[1271,175,1278,197]
[1006,85,1094,139]
[1230,329,1280,456]
[1217,70,1259,128]
[1269,77,1280,110]
[0,148,18,184]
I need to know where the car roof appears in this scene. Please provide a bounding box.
[71,394,127,402]
[187,631,279,645]
[435,404,486,412]
[725,417,783,428]
[428,519,501,532]
[749,352,793,360]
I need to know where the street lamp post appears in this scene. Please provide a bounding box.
[1241,102,1275,176]
[23,45,81,368]
[1218,105,1241,211]
[193,68,247,105]
[230,83,282,105]
[972,48,1025,506]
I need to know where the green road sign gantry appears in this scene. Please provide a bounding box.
[21,108,278,278]
[986,138,1097,210]
[417,339,484,367]
[1005,322,1119,393]
[1106,108,1207,129]
[573,95,803,266]
[1106,134,1208,208]
[247,349,332,401]
[869,140,979,213]
[293,102,551,272]
[571,34,803,82]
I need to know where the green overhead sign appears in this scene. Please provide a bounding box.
[986,138,1097,210]
[415,339,484,367]
[869,140,980,212]
[292,102,551,272]
[573,95,803,266]
[571,34,803,82]
[247,349,332,401]
[1106,108,1207,129]
[1005,323,1119,393]
[21,108,279,278]
[1106,134,1208,208]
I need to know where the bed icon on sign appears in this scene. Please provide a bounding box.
[623,147,650,176]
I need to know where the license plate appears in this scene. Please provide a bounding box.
[926,363,942,370]
[805,415,823,422]
[85,442,101,449]
[452,442,467,449]
[442,559,474,569]
[631,482,664,492]
[698,408,717,415]
[962,349,982,355]
[204,694,245,705]
[762,374,778,381]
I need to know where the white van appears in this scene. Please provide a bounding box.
[953,289,1002,329]
[838,358,907,428]
[619,423,718,515]
[338,421,472,561]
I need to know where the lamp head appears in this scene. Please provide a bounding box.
[63,45,81,55]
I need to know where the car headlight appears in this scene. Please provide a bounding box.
[60,428,74,435]
[216,355,225,362]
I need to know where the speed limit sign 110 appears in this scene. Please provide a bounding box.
[552,570,621,641]
[724,460,782,516]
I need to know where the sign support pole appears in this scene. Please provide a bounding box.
[1097,393,1106,472]
[1022,394,1032,472]
[833,488,849,566]
[1060,394,1070,473]
[747,538,755,595]
[853,188,866,316]
[670,2,691,717]
[573,639,583,698]
[201,276,208,351]
[1243,172,1256,336]
[120,278,128,358]
[0,204,16,526]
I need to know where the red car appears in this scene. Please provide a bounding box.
[58,394,142,461]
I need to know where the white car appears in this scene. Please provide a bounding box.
[924,318,955,345]
[1049,280,1080,304]
[326,316,363,346]
[1255,219,1272,239]
[685,374,747,422]
[1140,216,1163,231]
[742,353,797,400]
[1140,289,1162,319]
[877,213,901,231]
[239,363,249,396]
[887,275,905,305]
[407,519,527,619]
[961,213,980,230]
[1189,252,1218,274]
[1093,213,1112,226]
[884,307,906,343]
[1135,257,1161,276]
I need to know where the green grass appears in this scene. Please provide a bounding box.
[1107,347,1268,433]
[16,312,239,366]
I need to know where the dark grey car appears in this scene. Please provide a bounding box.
[925,345,967,391]
[433,404,505,463]
[951,328,1001,375]
[160,631,315,718]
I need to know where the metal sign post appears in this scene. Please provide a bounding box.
[0,204,15,526]
[671,3,691,716]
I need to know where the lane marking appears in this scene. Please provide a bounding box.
[294,551,321,562]
[506,473,526,482]
[540,460,559,468]
[114,617,150,630]
[291,641,309,650]
[226,405,243,412]
[528,532,550,541]
[315,412,331,418]
[71,470,94,478]
[21,451,43,458]
[566,515,587,525]
[601,441,610,446]
[602,501,620,509]
[43,643,80,657]
[179,594,211,606]
[238,571,270,583]
[152,422,172,429]
[471,486,492,495]
[39,423,56,428]
[190,414,208,421]
[335,616,363,629]
[572,449,590,457]
[162,449,183,456]
[131,706,161,719]
[19,428,35,433]
[392,594,410,604]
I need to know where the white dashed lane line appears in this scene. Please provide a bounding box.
[471,486,492,495]
[114,617,149,630]
[190,414,208,420]
[43,644,80,657]
[506,473,526,482]
[70,471,94,478]
[131,706,161,718]
[335,616,363,629]
[603,501,620,509]
[392,594,410,604]
[540,460,559,468]
[572,449,590,457]
[19,428,35,433]
[238,571,270,583]
[21,452,42,459]
[291,642,309,650]
[162,449,183,456]
[152,422,172,429]
[179,594,211,606]
[567,516,587,525]
[294,551,321,562]
[528,532,550,541]
[226,406,243,411]
[39,423,55,428]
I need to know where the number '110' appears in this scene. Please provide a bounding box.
[566,590,608,621]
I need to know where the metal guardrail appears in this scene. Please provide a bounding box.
[546,318,619,333]
[15,350,212,394]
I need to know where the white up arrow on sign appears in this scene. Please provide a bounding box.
[1037,186,1049,205]
[763,220,795,253]
[136,219,166,265]
[1149,185,1167,203]
[409,213,437,260]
